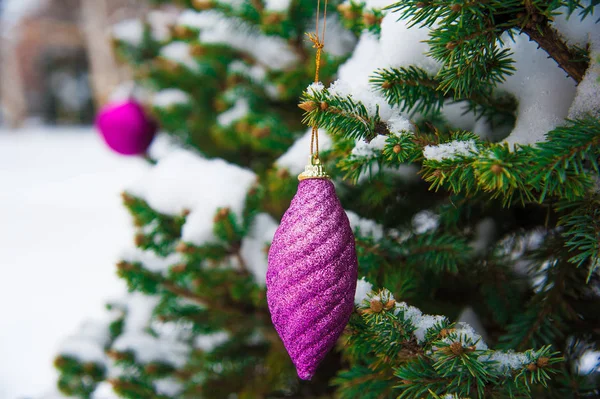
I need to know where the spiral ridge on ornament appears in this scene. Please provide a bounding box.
[267,178,358,380]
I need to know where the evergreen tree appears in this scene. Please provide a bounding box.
[51,0,600,398]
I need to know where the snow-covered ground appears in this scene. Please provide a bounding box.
[0,127,148,399]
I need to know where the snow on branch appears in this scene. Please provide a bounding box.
[177,10,299,70]
[126,149,256,246]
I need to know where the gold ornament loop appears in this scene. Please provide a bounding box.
[298,156,330,181]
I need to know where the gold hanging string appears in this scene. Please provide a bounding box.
[306,0,328,161]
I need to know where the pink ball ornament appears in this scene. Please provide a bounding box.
[267,177,358,380]
[95,100,156,155]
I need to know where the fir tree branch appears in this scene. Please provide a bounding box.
[341,289,563,399]
[521,23,588,83]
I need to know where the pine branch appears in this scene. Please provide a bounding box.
[522,23,588,83]
[557,195,600,281]
[338,289,563,399]
[300,87,392,141]
[371,66,445,114]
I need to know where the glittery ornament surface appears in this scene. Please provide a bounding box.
[267,178,358,380]
[95,100,156,155]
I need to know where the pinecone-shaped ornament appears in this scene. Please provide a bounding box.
[267,158,358,380]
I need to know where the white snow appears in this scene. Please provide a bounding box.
[37,388,74,399]
[307,81,325,94]
[323,11,438,125]
[240,213,279,285]
[113,331,190,367]
[413,315,446,342]
[153,89,191,108]
[177,10,299,70]
[441,102,492,139]
[351,135,388,158]
[229,61,267,82]
[58,320,113,364]
[485,351,529,373]
[470,218,496,255]
[411,210,440,234]
[314,13,422,150]
[346,210,384,240]
[121,247,184,274]
[500,34,577,145]
[58,338,107,365]
[552,3,600,48]
[320,16,357,58]
[217,98,250,127]
[160,41,197,70]
[194,331,230,351]
[154,378,184,397]
[457,307,488,343]
[327,2,593,147]
[112,18,145,47]
[568,31,600,119]
[109,296,191,368]
[354,277,373,305]
[91,382,121,399]
[394,301,424,325]
[264,0,292,12]
[147,9,180,43]
[276,128,333,175]
[126,149,256,245]
[580,351,600,374]
[0,127,147,399]
[121,293,161,332]
[423,140,478,161]
[109,81,152,104]
[393,298,487,349]
[453,322,488,350]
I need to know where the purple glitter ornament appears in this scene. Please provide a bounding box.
[267,177,358,380]
[95,99,156,156]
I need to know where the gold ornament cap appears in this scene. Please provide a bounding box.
[298,156,330,181]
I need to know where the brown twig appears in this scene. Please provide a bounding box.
[522,24,588,84]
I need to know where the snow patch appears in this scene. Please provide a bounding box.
[352,135,388,158]
[153,89,190,108]
[346,211,384,240]
[122,293,161,333]
[240,213,279,285]
[154,378,184,396]
[58,319,114,364]
[321,16,357,57]
[552,4,600,48]
[264,0,292,12]
[411,210,439,234]
[485,351,529,373]
[568,32,600,119]
[194,331,230,351]
[92,382,121,399]
[413,315,446,343]
[217,98,250,126]
[126,149,256,245]
[121,248,184,274]
[276,128,333,175]
[423,140,478,161]
[113,331,190,367]
[500,34,577,145]
[112,19,144,47]
[160,42,196,69]
[354,278,374,305]
[147,9,179,42]
[178,10,298,70]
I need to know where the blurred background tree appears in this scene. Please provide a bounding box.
[35,0,600,398]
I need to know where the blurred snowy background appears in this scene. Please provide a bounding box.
[0,1,150,398]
